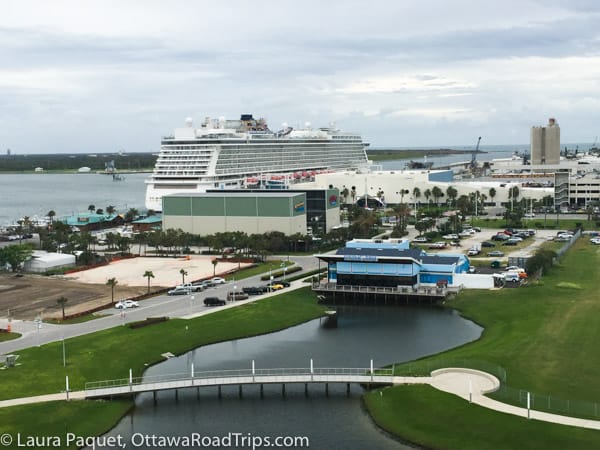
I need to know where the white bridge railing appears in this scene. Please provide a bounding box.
[85,364,394,391]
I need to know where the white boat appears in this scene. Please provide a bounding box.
[145,114,369,211]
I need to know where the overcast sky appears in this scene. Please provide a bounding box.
[1,0,599,153]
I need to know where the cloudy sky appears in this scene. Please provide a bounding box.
[1,0,599,153]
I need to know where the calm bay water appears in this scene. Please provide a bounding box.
[0,173,148,225]
[97,305,482,450]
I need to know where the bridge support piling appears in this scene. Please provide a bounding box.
[346,383,350,396]
[197,387,200,400]
[281,384,286,397]
[260,384,264,397]
[218,385,222,398]
[304,383,308,397]
[153,391,157,405]
[239,385,243,398]
[325,383,329,396]
[175,389,179,402]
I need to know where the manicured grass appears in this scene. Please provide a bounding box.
[373,238,600,448]
[45,314,108,325]
[0,401,132,450]
[225,260,293,281]
[395,240,600,400]
[0,332,21,342]
[365,385,600,450]
[0,287,326,400]
[0,288,326,443]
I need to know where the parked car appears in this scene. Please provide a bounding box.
[468,266,477,273]
[502,239,519,246]
[243,286,267,295]
[492,233,510,241]
[115,300,139,309]
[412,236,429,243]
[505,266,524,272]
[488,251,505,257]
[176,283,204,292]
[269,284,285,291]
[524,213,536,218]
[211,277,226,284]
[481,241,495,247]
[442,234,460,240]
[467,248,480,256]
[227,291,249,301]
[590,237,600,245]
[490,260,502,268]
[277,281,291,287]
[204,297,226,306]
[167,286,190,295]
[200,280,214,288]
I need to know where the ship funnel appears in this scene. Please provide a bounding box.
[185,117,194,127]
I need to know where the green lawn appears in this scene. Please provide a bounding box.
[0,287,326,400]
[45,314,108,325]
[225,260,293,281]
[365,385,600,450]
[0,401,132,450]
[0,288,326,444]
[0,332,21,342]
[365,239,600,448]
[471,217,596,231]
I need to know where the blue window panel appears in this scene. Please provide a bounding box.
[352,262,367,273]
[337,262,352,274]
[366,263,384,274]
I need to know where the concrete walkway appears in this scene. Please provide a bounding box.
[2,367,600,432]
[428,368,600,431]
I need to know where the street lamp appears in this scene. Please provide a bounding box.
[189,294,195,313]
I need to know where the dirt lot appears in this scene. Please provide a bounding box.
[0,256,250,321]
[0,273,146,320]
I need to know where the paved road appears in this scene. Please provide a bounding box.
[0,255,320,354]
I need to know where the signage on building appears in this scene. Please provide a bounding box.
[329,194,338,207]
[294,202,305,212]
[343,255,378,262]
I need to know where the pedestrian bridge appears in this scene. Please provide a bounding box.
[84,363,411,399]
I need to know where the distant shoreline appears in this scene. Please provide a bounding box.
[367,148,487,162]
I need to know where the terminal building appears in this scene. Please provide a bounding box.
[162,189,340,236]
[314,239,470,289]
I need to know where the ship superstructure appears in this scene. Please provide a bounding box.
[145,114,369,210]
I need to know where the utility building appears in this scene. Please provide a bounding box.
[162,192,308,236]
[531,118,560,165]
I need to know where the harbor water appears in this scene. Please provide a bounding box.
[96,305,482,450]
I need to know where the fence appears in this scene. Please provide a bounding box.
[493,384,600,420]
[395,357,600,421]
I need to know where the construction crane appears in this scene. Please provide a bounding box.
[471,136,482,167]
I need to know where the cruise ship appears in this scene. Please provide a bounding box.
[145,114,369,211]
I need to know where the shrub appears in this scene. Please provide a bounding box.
[128,317,169,329]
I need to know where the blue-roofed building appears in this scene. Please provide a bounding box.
[315,239,469,289]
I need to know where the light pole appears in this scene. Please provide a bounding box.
[62,336,66,367]
[189,295,195,313]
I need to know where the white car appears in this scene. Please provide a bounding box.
[115,300,139,309]
[524,213,536,218]
[590,237,600,245]
[505,266,525,273]
[211,277,226,284]
[412,236,428,243]
[442,234,459,240]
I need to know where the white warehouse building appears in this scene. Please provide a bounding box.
[298,169,552,207]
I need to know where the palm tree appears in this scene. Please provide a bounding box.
[350,186,356,203]
[56,296,68,320]
[179,268,188,284]
[143,270,155,294]
[423,189,432,210]
[106,205,116,216]
[431,186,443,206]
[212,258,218,277]
[340,187,349,204]
[446,186,458,207]
[88,204,95,214]
[47,210,56,225]
[125,207,139,222]
[106,277,118,304]
[412,187,421,205]
[488,188,496,206]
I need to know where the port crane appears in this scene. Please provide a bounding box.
[471,136,482,167]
